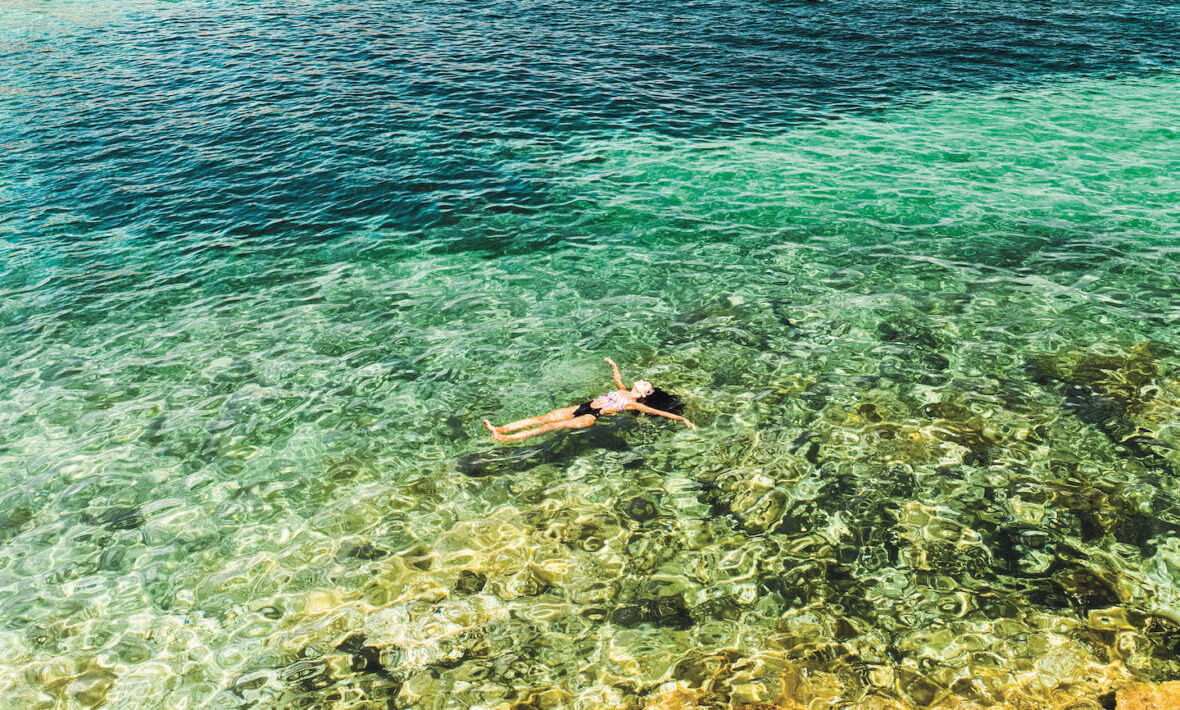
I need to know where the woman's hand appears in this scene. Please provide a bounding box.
[684,419,697,430]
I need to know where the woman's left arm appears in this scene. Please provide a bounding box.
[626,402,697,429]
[604,358,627,390]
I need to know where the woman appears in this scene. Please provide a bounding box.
[484,358,696,441]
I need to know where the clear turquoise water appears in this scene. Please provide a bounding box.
[3,2,1180,708]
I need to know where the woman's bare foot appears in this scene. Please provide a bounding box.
[483,420,505,442]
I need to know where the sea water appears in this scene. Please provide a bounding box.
[2,1,1180,708]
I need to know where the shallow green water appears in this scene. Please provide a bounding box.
[3,51,1180,710]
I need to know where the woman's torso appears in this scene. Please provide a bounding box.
[591,390,633,414]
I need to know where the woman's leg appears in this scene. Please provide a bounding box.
[489,414,597,442]
[484,406,579,434]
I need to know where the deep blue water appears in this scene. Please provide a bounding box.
[3,0,1178,245]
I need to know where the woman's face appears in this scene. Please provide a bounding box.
[633,380,654,398]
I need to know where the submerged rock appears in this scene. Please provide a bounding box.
[1032,342,1161,408]
[620,495,661,524]
[642,683,709,710]
[67,670,116,709]
[1031,342,1180,479]
[1031,343,1156,438]
[453,569,487,595]
[1116,681,1180,709]
[877,315,944,351]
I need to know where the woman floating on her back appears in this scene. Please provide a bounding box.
[484,358,696,442]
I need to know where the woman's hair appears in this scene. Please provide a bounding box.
[637,387,683,414]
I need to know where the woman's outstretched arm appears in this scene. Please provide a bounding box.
[604,357,627,390]
[626,402,697,429]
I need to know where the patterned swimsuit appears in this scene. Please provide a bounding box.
[592,390,632,413]
[574,390,632,419]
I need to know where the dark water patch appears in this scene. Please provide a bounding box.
[79,505,145,532]
[611,597,694,630]
[340,541,389,562]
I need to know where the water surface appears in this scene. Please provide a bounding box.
[2,2,1180,708]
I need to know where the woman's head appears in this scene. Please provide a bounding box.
[632,380,654,398]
